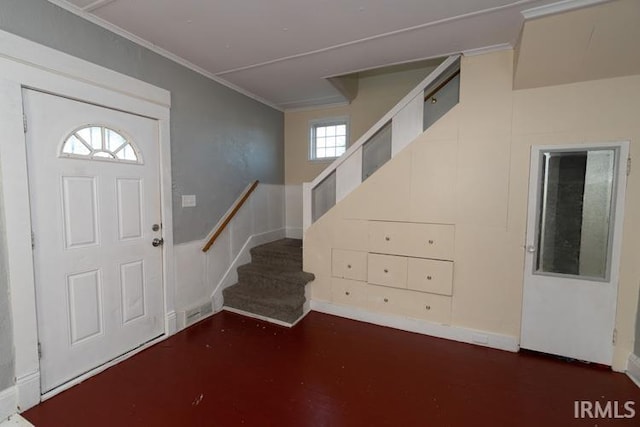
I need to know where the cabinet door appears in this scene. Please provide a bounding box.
[331,278,371,310]
[332,249,367,281]
[408,258,453,296]
[367,284,452,324]
[368,221,454,260]
[367,253,407,289]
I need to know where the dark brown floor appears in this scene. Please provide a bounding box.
[24,311,640,426]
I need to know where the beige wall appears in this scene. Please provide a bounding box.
[284,65,437,185]
[304,49,640,371]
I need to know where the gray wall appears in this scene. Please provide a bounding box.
[0,160,14,391]
[0,0,285,244]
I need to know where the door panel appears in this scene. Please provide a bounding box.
[521,144,628,365]
[24,89,165,393]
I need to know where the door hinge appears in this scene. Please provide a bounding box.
[612,328,617,345]
[37,342,42,359]
[22,113,27,134]
[627,157,631,176]
[31,232,35,249]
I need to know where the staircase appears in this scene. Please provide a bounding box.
[222,239,315,325]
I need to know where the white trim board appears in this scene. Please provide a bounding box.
[310,300,520,353]
[222,307,295,328]
[0,387,17,423]
[521,0,611,19]
[14,373,38,413]
[45,0,281,111]
[627,353,640,388]
[0,30,175,412]
[0,29,169,107]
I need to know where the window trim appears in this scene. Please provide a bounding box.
[59,124,143,164]
[308,116,350,162]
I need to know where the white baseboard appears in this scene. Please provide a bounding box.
[0,387,16,423]
[310,300,519,353]
[15,372,38,413]
[165,310,177,336]
[285,227,303,239]
[627,353,640,388]
[211,228,286,302]
[222,306,309,328]
[223,306,294,328]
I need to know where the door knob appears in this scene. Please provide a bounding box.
[526,245,536,253]
[152,238,164,247]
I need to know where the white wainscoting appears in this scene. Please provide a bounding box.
[285,184,303,239]
[174,184,286,330]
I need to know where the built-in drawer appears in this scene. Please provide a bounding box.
[332,249,367,281]
[407,258,453,296]
[368,221,454,260]
[367,284,452,324]
[367,253,407,289]
[331,278,370,309]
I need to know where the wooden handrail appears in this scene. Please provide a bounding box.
[202,180,259,252]
[424,69,460,102]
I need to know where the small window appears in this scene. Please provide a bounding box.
[61,125,141,163]
[309,117,349,161]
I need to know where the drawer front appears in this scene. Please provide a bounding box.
[367,284,452,324]
[331,278,370,309]
[367,253,407,289]
[407,258,453,296]
[368,221,454,260]
[332,249,367,281]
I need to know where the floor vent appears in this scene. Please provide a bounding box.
[181,301,214,328]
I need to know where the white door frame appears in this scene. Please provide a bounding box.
[0,30,176,411]
[522,141,629,364]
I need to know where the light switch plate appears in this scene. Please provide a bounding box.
[182,195,196,207]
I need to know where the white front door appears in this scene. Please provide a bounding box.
[24,89,165,393]
[521,143,629,365]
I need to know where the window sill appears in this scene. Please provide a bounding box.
[308,157,339,164]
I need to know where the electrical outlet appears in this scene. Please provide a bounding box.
[182,194,196,207]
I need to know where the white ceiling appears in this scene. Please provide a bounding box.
[50,0,610,110]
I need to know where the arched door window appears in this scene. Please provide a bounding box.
[61,125,141,163]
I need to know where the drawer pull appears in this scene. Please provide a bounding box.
[383,268,388,273]
[428,240,434,245]
[345,291,350,296]
[347,264,352,269]
[384,298,389,303]
[427,275,432,280]
[385,236,390,241]
[425,305,431,310]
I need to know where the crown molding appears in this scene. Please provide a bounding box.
[462,43,513,57]
[521,0,611,20]
[46,0,283,111]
